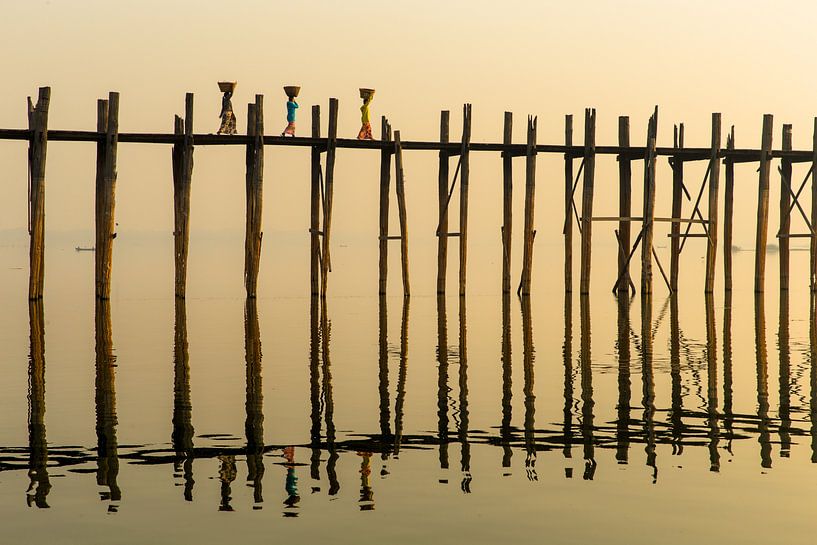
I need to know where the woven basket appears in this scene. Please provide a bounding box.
[284,85,301,98]
[218,81,237,93]
[359,88,375,100]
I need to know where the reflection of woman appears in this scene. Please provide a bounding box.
[283,446,300,508]
[357,94,373,140]
[217,91,237,135]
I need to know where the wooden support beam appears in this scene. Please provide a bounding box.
[670,123,684,291]
[378,116,392,295]
[617,116,631,296]
[95,92,119,300]
[27,87,50,300]
[244,95,264,298]
[755,114,774,293]
[310,106,321,296]
[668,233,708,238]
[518,116,537,296]
[502,112,513,294]
[394,130,410,297]
[458,104,472,297]
[436,111,450,294]
[812,118,817,292]
[579,108,596,294]
[641,108,658,295]
[724,126,735,292]
[565,114,574,293]
[705,113,722,293]
[779,124,792,291]
[320,98,339,296]
[172,93,194,298]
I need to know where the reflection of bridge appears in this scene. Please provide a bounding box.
[12,288,817,511]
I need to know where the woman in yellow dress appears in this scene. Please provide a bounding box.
[357,91,374,140]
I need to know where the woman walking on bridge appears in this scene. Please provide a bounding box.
[281,86,300,137]
[217,82,237,135]
[357,88,375,140]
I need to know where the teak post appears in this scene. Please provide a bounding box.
[310,105,321,296]
[436,111,450,294]
[458,104,472,297]
[704,113,722,293]
[519,116,537,295]
[755,114,774,293]
[779,124,792,291]
[670,124,684,291]
[564,114,574,293]
[244,94,264,298]
[502,112,513,294]
[172,93,194,298]
[95,92,119,300]
[320,98,339,296]
[724,126,735,292]
[641,108,658,295]
[394,130,410,296]
[812,119,817,292]
[617,116,631,295]
[27,86,50,300]
[378,116,393,295]
[579,108,596,295]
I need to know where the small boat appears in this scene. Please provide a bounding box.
[75,246,95,252]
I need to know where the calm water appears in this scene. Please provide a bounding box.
[2,230,817,544]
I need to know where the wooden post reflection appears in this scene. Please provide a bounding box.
[501,293,513,470]
[640,294,657,482]
[705,293,720,472]
[458,297,471,492]
[378,295,392,456]
[615,293,630,465]
[723,291,734,455]
[95,299,120,510]
[172,298,195,501]
[754,293,772,468]
[777,290,791,457]
[309,297,322,483]
[669,295,684,456]
[320,298,340,495]
[244,298,265,507]
[436,295,450,471]
[521,295,537,480]
[393,297,410,455]
[810,294,817,463]
[579,294,596,479]
[27,301,50,508]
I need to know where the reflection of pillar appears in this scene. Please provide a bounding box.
[810,294,817,463]
[723,291,734,455]
[640,294,657,483]
[320,298,340,495]
[309,296,322,483]
[95,299,120,509]
[777,291,791,457]
[755,294,772,468]
[501,294,513,470]
[172,298,195,501]
[705,294,720,472]
[244,299,265,506]
[378,296,392,453]
[436,296,450,471]
[393,298,410,455]
[669,296,684,455]
[458,297,471,492]
[579,294,596,480]
[615,293,630,465]
[27,301,50,508]
[521,296,537,480]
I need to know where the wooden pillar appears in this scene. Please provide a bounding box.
[378,116,393,295]
[436,111,450,294]
[755,114,774,293]
[519,116,537,295]
[458,104,472,297]
[244,94,264,298]
[579,108,596,294]
[670,124,684,291]
[27,87,50,300]
[564,115,574,293]
[95,92,119,300]
[641,108,658,295]
[617,116,631,295]
[502,112,513,294]
[394,130,410,297]
[705,113,722,293]
[724,126,735,292]
[172,93,194,298]
[812,120,817,292]
[310,105,321,296]
[779,124,792,291]
[320,98,339,296]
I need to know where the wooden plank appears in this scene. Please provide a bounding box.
[704,113,722,293]
[27,87,50,300]
[378,116,392,295]
[641,108,658,295]
[579,108,596,294]
[95,92,119,300]
[755,114,774,293]
[670,123,684,292]
[779,124,792,291]
[617,116,631,296]
[173,93,194,298]
[667,233,708,238]
[518,116,537,296]
[724,126,735,292]
[502,112,513,294]
[310,106,321,296]
[565,115,574,293]
[394,130,410,297]
[320,98,339,296]
[244,95,265,298]
[436,111,450,294]
[458,104,472,297]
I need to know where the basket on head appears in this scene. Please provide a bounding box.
[359,88,375,100]
[284,85,301,99]
[218,81,237,93]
